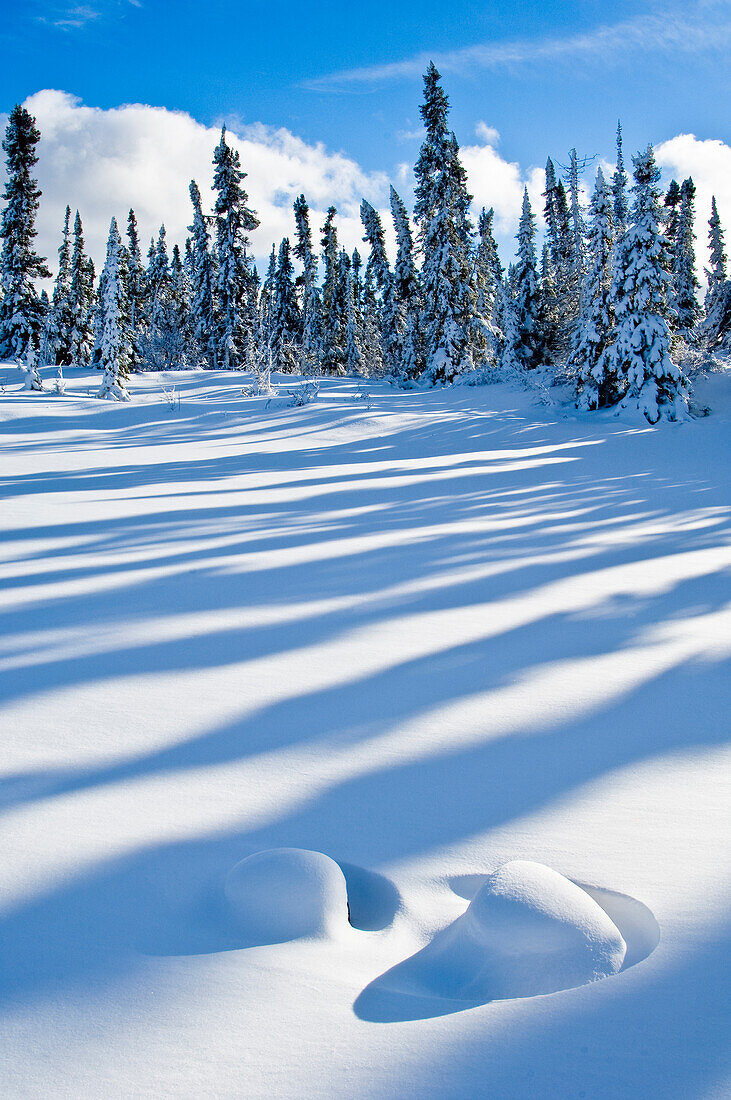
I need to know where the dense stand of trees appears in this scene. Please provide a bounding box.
[1,66,729,420]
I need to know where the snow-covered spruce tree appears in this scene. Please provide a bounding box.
[473,206,504,366]
[498,281,524,383]
[0,105,50,359]
[500,188,543,375]
[390,185,423,380]
[271,237,301,372]
[607,146,690,422]
[126,209,146,369]
[319,206,347,375]
[566,148,587,308]
[259,245,276,350]
[344,258,365,375]
[360,262,384,377]
[147,224,170,328]
[293,194,321,374]
[543,158,574,355]
[188,180,217,368]
[96,217,131,400]
[67,211,95,366]
[47,205,73,365]
[672,178,701,336]
[538,243,559,356]
[413,63,476,384]
[573,168,618,409]
[212,126,260,369]
[663,180,682,256]
[360,198,400,374]
[703,197,728,345]
[612,121,629,237]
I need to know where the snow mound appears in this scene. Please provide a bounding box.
[224,848,350,944]
[391,861,627,1002]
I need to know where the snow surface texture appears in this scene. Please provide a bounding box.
[362,861,627,1009]
[0,364,729,1099]
[224,848,350,943]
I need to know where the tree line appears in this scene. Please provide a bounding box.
[1,64,728,420]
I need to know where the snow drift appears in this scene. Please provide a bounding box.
[374,861,627,1004]
[224,848,351,944]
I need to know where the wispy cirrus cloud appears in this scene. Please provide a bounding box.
[304,4,731,90]
[38,0,139,32]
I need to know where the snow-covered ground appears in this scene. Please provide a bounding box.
[0,362,729,1099]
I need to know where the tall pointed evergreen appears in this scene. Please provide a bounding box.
[47,205,73,365]
[566,148,586,306]
[212,126,260,369]
[125,209,145,368]
[0,105,50,358]
[293,194,320,373]
[501,188,542,374]
[390,185,423,379]
[320,206,346,375]
[188,180,217,368]
[67,212,94,366]
[573,168,617,408]
[360,198,400,373]
[271,237,301,371]
[473,206,503,362]
[607,146,689,422]
[612,122,629,236]
[96,217,131,400]
[672,178,701,334]
[414,63,476,383]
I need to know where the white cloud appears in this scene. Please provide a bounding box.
[474,122,500,147]
[655,133,731,269]
[16,90,390,279]
[460,132,544,254]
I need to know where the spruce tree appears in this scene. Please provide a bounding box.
[612,121,629,236]
[259,245,277,354]
[673,178,701,335]
[501,188,543,373]
[67,212,94,366]
[0,105,50,359]
[703,197,728,343]
[360,198,400,373]
[573,168,617,408]
[390,185,423,380]
[663,180,682,253]
[46,205,73,365]
[126,209,145,368]
[293,194,320,373]
[473,206,503,363]
[96,217,131,400]
[271,237,300,371]
[344,258,364,375]
[607,146,690,422]
[414,63,476,383]
[319,206,346,374]
[212,126,260,369]
[566,148,586,306]
[188,180,217,368]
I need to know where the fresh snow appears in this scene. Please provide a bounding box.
[0,363,729,1099]
[224,848,351,943]
[359,860,628,1009]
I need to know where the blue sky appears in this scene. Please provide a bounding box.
[4,0,729,173]
[2,1,730,275]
